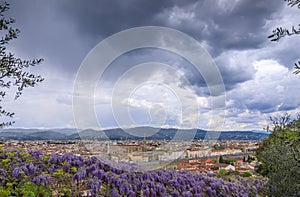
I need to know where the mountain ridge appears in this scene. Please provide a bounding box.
[0,127,269,141]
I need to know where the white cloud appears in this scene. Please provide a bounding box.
[224,59,300,130]
[166,6,196,26]
[2,61,76,128]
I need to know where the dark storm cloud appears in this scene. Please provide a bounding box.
[52,0,285,56]
[245,102,276,113]
[157,0,284,54]
[6,0,285,76]
[6,0,198,74]
[207,0,284,51]
[6,0,95,74]
[53,0,182,38]
[178,60,254,94]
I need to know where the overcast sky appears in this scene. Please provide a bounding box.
[3,0,300,131]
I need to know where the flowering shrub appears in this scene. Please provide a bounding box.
[0,147,266,196]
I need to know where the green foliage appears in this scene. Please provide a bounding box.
[0,2,44,127]
[19,181,51,197]
[268,0,300,75]
[217,168,243,178]
[219,156,236,165]
[224,159,236,165]
[256,114,300,196]
[42,154,50,162]
[71,166,77,173]
[219,155,224,163]
[241,172,252,177]
[0,189,10,197]
[217,169,229,178]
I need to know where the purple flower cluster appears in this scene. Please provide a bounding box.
[0,148,267,196]
[32,174,51,186]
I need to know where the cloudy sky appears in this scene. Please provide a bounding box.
[3,0,300,131]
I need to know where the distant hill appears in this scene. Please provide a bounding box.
[0,132,26,140]
[68,129,108,140]
[0,128,77,135]
[26,131,67,140]
[50,128,78,135]
[0,128,40,135]
[0,130,67,140]
[0,127,269,141]
[251,130,272,134]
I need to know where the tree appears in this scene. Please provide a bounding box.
[256,114,300,196]
[219,155,225,163]
[217,169,229,178]
[0,2,44,127]
[241,171,252,177]
[268,0,300,74]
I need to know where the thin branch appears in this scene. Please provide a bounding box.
[293,61,300,75]
[285,0,300,8]
[268,25,300,42]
